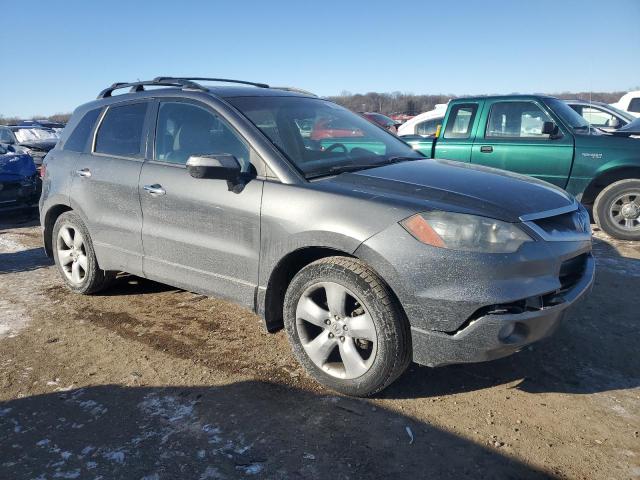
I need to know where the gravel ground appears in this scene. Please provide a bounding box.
[0,209,638,479]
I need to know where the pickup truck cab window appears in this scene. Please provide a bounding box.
[155,101,250,170]
[443,104,477,139]
[485,101,553,139]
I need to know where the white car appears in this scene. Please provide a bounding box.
[397,103,448,137]
[611,91,640,118]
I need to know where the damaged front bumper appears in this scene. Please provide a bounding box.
[411,254,595,367]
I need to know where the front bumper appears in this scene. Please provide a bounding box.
[411,254,594,366]
[354,222,595,368]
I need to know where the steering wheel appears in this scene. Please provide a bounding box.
[324,143,349,154]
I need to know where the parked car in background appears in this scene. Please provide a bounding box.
[403,95,640,240]
[41,77,594,396]
[397,104,448,137]
[359,112,401,133]
[0,124,59,167]
[0,144,39,212]
[310,117,365,140]
[17,119,66,134]
[611,91,640,118]
[611,117,640,138]
[565,100,635,131]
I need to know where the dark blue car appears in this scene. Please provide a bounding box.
[0,145,40,212]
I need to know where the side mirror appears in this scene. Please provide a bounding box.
[541,121,561,138]
[186,154,241,180]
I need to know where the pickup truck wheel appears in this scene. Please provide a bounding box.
[283,256,411,397]
[593,179,640,240]
[52,212,115,294]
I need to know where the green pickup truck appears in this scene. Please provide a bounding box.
[402,95,640,240]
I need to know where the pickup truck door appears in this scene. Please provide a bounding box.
[470,99,574,188]
[433,102,482,162]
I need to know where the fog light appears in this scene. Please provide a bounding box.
[499,322,528,344]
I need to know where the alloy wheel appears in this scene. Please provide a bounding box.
[295,281,377,379]
[56,225,88,284]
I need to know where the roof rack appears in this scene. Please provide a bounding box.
[154,77,270,89]
[97,79,207,99]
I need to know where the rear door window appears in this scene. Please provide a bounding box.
[94,103,148,157]
[443,104,477,139]
[64,108,102,153]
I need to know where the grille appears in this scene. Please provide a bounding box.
[559,253,588,292]
[532,209,590,237]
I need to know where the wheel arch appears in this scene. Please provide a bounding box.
[262,247,354,332]
[43,204,73,257]
[581,166,640,206]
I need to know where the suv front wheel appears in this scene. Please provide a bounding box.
[52,211,115,294]
[283,256,411,397]
[593,179,640,241]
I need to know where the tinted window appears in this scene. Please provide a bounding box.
[64,108,102,152]
[443,104,477,138]
[155,102,250,168]
[486,101,553,138]
[628,98,640,113]
[416,118,441,136]
[95,103,148,157]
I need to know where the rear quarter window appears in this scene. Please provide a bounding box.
[64,108,102,153]
[94,103,148,157]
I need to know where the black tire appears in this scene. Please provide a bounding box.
[52,211,115,294]
[593,179,640,241]
[283,256,411,397]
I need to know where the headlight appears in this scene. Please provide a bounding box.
[401,211,532,253]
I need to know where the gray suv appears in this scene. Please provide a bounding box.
[40,77,595,396]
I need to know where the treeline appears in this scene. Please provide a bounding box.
[328,91,628,116]
[0,113,71,126]
[0,91,630,124]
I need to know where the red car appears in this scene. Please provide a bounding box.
[310,118,365,140]
[359,112,401,134]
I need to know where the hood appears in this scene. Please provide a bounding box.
[18,139,57,151]
[329,159,575,223]
[0,153,37,181]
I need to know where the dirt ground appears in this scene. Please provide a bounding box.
[0,209,638,480]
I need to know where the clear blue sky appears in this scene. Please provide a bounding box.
[1,0,639,117]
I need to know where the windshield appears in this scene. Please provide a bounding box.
[543,98,590,130]
[227,96,422,178]
[13,127,59,143]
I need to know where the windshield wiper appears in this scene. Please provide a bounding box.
[307,155,423,179]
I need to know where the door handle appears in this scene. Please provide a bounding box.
[143,184,166,196]
[76,168,92,178]
[480,146,493,153]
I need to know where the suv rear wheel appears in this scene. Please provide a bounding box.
[593,179,640,240]
[283,256,410,397]
[52,211,115,294]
